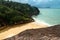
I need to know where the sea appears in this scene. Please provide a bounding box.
[32,8,60,26]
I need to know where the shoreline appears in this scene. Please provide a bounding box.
[32,16,52,26]
[0,21,48,40]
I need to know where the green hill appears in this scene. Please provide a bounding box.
[0,0,39,27]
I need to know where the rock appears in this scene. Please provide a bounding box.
[4,25,60,40]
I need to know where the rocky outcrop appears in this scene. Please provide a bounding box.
[4,25,60,40]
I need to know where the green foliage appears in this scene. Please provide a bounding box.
[0,0,39,27]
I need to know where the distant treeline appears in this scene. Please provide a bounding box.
[0,0,39,27]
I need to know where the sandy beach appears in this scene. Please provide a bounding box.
[0,22,48,40]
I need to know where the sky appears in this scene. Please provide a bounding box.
[11,0,60,8]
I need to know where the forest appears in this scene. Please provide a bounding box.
[0,0,39,27]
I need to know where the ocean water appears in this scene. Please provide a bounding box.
[33,8,60,26]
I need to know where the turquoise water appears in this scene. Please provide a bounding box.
[33,8,60,26]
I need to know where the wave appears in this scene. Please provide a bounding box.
[32,16,53,26]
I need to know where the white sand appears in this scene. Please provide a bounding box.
[0,22,48,40]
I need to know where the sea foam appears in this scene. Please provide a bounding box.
[32,16,52,26]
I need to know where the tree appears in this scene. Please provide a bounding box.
[0,0,39,27]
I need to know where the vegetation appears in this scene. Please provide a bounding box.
[0,0,39,27]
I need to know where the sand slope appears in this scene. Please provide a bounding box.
[0,22,48,40]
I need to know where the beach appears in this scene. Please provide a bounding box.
[0,22,48,40]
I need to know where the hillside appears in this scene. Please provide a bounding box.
[0,0,39,28]
[5,25,60,40]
